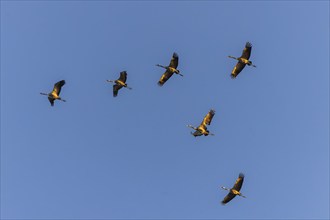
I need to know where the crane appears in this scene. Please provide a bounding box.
[40,80,66,106]
[156,52,182,86]
[106,71,132,97]
[187,109,215,137]
[221,173,246,205]
[228,42,256,78]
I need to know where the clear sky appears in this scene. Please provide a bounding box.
[1,1,329,219]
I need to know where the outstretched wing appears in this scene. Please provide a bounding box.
[231,62,246,78]
[169,52,179,69]
[48,97,55,106]
[241,42,252,60]
[232,173,244,191]
[118,71,127,83]
[52,80,65,95]
[158,70,174,86]
[113,84,122,97]
[202,109,215,126]
[192,129,203,137]
[221,192,236,205]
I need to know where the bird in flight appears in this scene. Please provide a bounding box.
[220,173,246,205]
[40,80,66,106]
[106,71,132,97]
[156,52,182,86]
[228,42,256,78]
[187,109,215,137]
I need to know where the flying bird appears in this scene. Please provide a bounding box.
[221,173,246,205]
[156,52,182,86]
[40,80,66,106]
[228,42,256,78]
[106,71,132,97]
[187,109,215,137]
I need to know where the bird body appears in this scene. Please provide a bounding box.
[239,58,251,65]
[229,42,256,78]
[221,173,246,205]
[115,79,128,87]
[197,124,208,133]
[107,71,132,97]
[50,92,59,99]
[167,66,180,74]
[230,189,241,195]
[157,52,182,86]
[188,109,215,137]
[40,80,66,106]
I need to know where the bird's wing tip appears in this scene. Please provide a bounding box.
[246,42,252,47]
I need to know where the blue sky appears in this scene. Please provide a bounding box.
[1,1,329,219]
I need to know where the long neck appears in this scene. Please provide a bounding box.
[40,92,48,96]
[156,64,167,69]
[228,55,238,60]
[221,186,230,191]
[106,80,114,83]
[187,125,197,130]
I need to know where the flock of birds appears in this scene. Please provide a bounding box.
[40,42,256,205]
